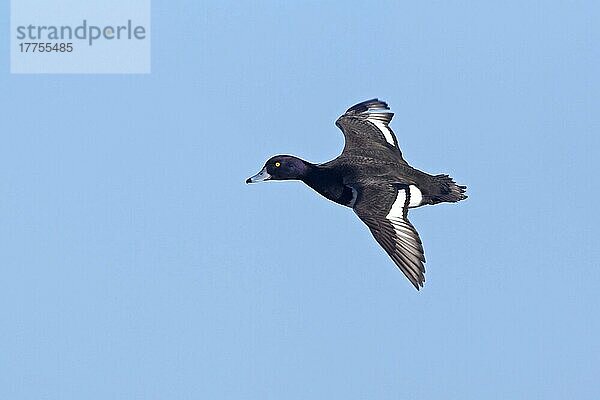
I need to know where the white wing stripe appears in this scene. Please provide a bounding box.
[386,189,416,247]
[386,189,406,220]
[369,117,395,146]
[385,188,424,258]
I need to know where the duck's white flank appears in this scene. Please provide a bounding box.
[408,185,423,208]
[348,187,358,207]
[368,117,395,146]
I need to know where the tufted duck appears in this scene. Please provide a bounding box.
[246,99,467,290]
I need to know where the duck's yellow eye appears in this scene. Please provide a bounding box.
[275,162,281,167]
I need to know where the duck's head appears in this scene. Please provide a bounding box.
[246,155,310,183]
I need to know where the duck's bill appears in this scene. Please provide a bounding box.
[246,167,271,183]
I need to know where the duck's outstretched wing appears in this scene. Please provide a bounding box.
[335,99,407,163]
[351,182,426,290]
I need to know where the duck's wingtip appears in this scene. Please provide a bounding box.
[345,98,390,114]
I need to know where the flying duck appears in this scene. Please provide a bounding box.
[246,99,467,290]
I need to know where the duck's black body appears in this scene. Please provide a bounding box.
[300,159,461,208]
[247,99,467,290]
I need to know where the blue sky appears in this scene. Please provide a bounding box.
[1,1,599,399]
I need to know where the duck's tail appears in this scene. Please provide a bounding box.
[428,174,467,204]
